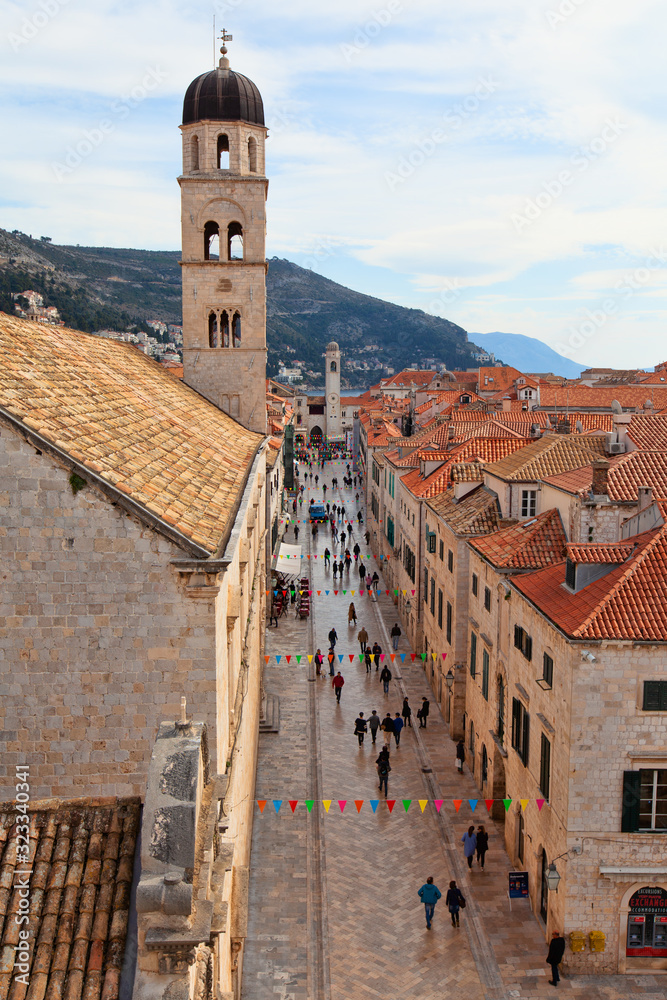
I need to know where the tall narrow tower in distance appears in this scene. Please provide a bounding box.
[325,341,342,441]
[178,32,267,433]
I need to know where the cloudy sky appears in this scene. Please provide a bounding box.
[2,0,667,367]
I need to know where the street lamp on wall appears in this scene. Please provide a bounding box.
[445,669,454,692]
[545,851,571,892]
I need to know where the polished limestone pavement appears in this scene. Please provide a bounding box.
[242,459,665,1000]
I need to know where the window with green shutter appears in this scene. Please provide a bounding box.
[482,649,489,700]
[643,681,667,711]
[470,632,477,677]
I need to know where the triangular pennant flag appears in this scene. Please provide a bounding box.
[322,800,332,813]
[485,799,494,811]
[421,653,427,661]
[390,654,395,662]
[296,655,302,663]
[380,653,385,662]
[386,800,396,813]
[307,554,310,560]
[359,653,364,661]
[334,590,338,596]
[338,654,344,663]
[411,654,416,661]
[342,590,347,595]
[370,800,379,813]
[307,655,313,663]
[402,800,411,813]
[286,655,291,664]
[536,799,545,811]
[355,800,364,813]
[338,800,346,813]
[276,656,282,664]
[434,800,444,812]
[394,589,399,596]
[453,799,463,812]
[289,800,298,813]
[442,653,447,660]
[257,800,267,813]
[283,590,287,596]
[273,800,282,813]
[317,590,322,596]
[350,590,355,596]
[503,798,512,812]
[400,654,406,662]
[349,654,354,662]
[264,655,270,663]
[419,800,428,813]
[309,591,312,596]
[305,800,314,812]
[385,590,389,595]
[520,799,529,812]
[469,800,478,812]
[325,590,329,596]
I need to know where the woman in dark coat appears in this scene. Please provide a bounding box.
[402,697,412,728]
[476,825,489,870]
[445,881,465,927]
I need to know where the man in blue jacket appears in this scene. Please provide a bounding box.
[417,876,442,929]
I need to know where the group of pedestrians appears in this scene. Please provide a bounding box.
[418,877,466,929]
[353,709,405,748]
[461,824,489,870]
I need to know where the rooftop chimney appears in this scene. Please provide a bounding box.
[591,459,610,497]
[637,486,653,511]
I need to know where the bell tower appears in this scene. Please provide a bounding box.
[325,341,341,440]
[178,32,267,433]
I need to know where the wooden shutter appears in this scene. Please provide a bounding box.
[522,711,530,767]
[514,624,522,649]
[621,771,641,833]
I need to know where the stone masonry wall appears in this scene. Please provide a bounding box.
[0,428,218,801]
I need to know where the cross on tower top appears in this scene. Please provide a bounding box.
[218,27,232,68]
[219,28,233,48]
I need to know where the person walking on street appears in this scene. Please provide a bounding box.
[476,825,489,869]
[357,626,368,652]
[393,712,404,747]
[364,530,370,545]
[359,561,366,586]
[353,542,361,562]
[546,931,566,986]
[364,648,372,673]
[294,523,299,541]
[368,710,380,743]
[376,747,391,796]
[328,626,338,648]
[340,530,346,548]
[381,713,394,747]
[461,826,477,869]
[390,623,402,650]
[332,672,345,704]
[456,739,465,772]
[380,663,392,694]
[372,641,382,670]
[332,560,338,580]
[418,877,442,930]
[348,602,357,625]
[420,696,430,728]
[324,547,331,568]
[328,648,335,676]
[268,601,278,627]
[445,881,465,927]
[344,551,352,572]
[402,697,412,728]
[314,649,323,676]
[354,713,368,746]
[371,571,379,593]
[337,559,344,578]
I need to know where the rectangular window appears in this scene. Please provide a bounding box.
[424,568,428,603]
[439,539,444,561]
[540,734,551,802]
[521,489,537,518]
[484,586,491,611]
[643,681,667,711]
[639,769,667,831]
[482,649,489,700]
[437,589,443,628]
[472,573,478,596]
[514,625,532,661]
[427,533,436,553]
[542,653,554,688]
[372,461,380,485]
[430,579,435,615]
[448,549,454,573]
[470,632,477,677]
[403,545,416,583]
[511,698,530,766]
[371,494,379,520]
[446,602,452,644]
[386,516,395,547]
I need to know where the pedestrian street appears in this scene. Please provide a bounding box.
[242,460,666,1000]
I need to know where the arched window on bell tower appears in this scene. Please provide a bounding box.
[330,360,337,372]
[208,311,218,348]
[204,221,219,260]
[248,136,257,173]
[228,222,243,260]
[217,134,229,169]
[232,311,241,347]
[191,135,199,171]
[221,310,230,348]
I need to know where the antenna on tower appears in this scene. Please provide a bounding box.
[213,15,216,69]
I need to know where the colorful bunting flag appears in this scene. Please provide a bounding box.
[257,800,267,813]
[289,800,298,813]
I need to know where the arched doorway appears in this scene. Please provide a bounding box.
[310,425,323,446]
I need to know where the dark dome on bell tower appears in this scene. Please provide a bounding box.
[182,33,264,126]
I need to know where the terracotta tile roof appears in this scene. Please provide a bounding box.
[469,508,567,570]
[543,451,667,502]
[513,526,667,640]
[449,419,528,441]
[381,370,437,388]
[626,414,667,451]
[537,384,667,410]
[159,362,184,380]
[425,485,500,535]
[566,542,635,564]
[478,366,526,393]
[0,798,140,1000]
[451,462,485,482]
[0,315,263,554]
[401,437,532,499]
[484,435,607,482]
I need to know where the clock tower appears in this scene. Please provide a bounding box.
[325,340,342,441]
